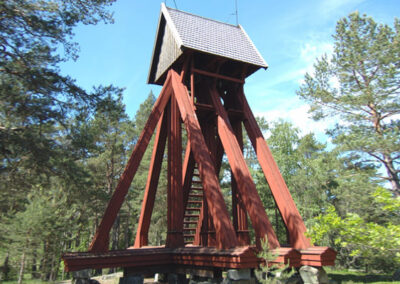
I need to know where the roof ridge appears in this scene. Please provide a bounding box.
[165,5,240,29]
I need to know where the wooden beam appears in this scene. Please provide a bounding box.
[208,85,279,249]
[166,95,184,247]
[182,141,195,209]
[231,119,250,246]
[197,118,218,247]
[193,68,244,84]
[170,70,239,249]
[89,72,173,252]
[134,111,168,248]
[237,89,311,250]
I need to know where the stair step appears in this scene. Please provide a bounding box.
[187,201,203,204]
[185,215,200,218]
[184,234,196,238]
[192,180,202,184]
[193,173,200,177]
[188,194,203,198]
[183,228,196,231]
[186,208,201,211]
[184,221,199,225]
[191,187,203,190]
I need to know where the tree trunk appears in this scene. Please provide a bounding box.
[383,154,400,197]
[108,214,120,273]
[2,252,10,281]
[18,252,26,284]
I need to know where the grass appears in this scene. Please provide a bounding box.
[326,267,400,283]
[1,280,48,284]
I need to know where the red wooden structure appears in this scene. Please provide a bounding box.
[63,4,336,275]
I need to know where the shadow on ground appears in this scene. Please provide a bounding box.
[328,272,396,283]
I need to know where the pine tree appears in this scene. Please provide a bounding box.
[297,12,400,196]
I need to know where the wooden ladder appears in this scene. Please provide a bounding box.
[183,164,204,245]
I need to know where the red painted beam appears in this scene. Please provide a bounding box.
[193,68,245,84]
[182,142,195,210]
[89,73,173,252]
[231,119,250,246]
[170,70,239,249]
[237,89,311,250]
[62,246,260,272]
[208,85,279,249]
[166,95,184,247]
[134,111,168,248]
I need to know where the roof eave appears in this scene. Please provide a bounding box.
[238,24,268,68]
[147,5,165,85]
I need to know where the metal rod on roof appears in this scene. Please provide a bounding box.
[235,0,239,25]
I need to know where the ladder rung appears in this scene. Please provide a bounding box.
[191,187,203,190]
[186,208,200,211]
[188,194,203,198]
[192,180,202,184]
[184,221,198,225]
[184,234,195,238]
[193,173,200,177]
[185,214,200,218]
[187,201,203,204]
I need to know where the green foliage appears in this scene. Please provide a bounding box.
[297,12,400,196]
[308,187,400,272]
[256,236,294,284]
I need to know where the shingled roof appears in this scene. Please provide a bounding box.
[148,3,268,85]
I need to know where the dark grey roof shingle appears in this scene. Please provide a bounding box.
[165,7,267,68]
[148,4,267,84]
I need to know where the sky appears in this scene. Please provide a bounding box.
[60,0,400,142]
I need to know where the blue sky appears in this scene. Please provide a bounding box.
[60,0,400,140]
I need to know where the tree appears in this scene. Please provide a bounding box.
[0,0,118,280]
[308,187,400,272]
[297,12,400,196]
[0,0,117,213]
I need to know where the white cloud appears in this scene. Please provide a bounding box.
[319,0,366,17]
[255,102,334,141]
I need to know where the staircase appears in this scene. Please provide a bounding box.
[183,164,204,245]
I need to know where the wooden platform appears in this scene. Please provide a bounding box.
[62,245,335,272]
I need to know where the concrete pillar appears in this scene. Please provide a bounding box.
[222,269,256,284]
[72,269,91,284]
[299,266,328,284]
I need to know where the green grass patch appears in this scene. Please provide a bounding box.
[326,267,399,283]
[1,280,48,284]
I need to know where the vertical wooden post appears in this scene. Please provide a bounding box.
[166,95,184,248]
[134,111,168,248]
[202,118,218,247]
[231,119,250,245]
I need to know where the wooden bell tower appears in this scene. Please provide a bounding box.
[63,4,336,273]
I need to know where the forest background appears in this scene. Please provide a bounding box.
[0,0,399,282]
